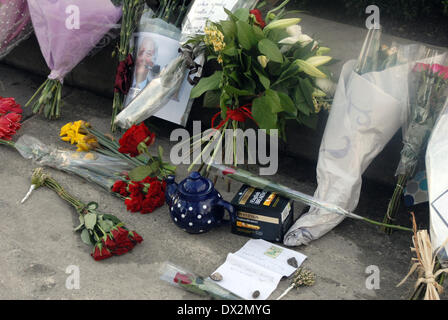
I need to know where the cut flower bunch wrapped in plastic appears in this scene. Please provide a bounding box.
[186,0,334,173]
[25,0,122,119]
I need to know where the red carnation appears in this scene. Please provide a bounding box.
[0,97,22,115]
[118,123,156,157]
[92,244,113,261]
[128,181,143,196]
[250,9,266,29]
[112,180,129,197]
[0,112,22,141]
[125,194,144,213]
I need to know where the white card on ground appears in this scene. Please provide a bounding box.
[235,239,307,277]
[431,189,448,227]
[212,253,283,300]
[211,239,307,300]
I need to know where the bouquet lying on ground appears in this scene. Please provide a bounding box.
[25,0,122,119]
[187,0,334,172]
[0,0,32,59]
[59,121,175,214]
[0,97,22,141]
[384,50,448,233]
[0,121,175,215]
[25,168,143,261]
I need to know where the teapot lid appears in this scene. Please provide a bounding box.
[179,172,213,200]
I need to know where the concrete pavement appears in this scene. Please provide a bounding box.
[0,63,425,300]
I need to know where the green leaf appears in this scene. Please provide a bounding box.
[203,90,221,108]
[298,78,315,109]
[294,87,311,116]
[252,96,278,131]
[222,45,238,56]
[236,21,257,50]
[158,146,164,161]
[80,229,94,246]
[254,67,270,89]
[265,89,283,113]
[84,213,97,230]
[277,92,297,116]
[190,71,223,98]
[295,59,327,78]
[252,25,265,41]
[98,219,114,233]
[234,8,249,21]
[220,20,236,39]
[258,39,283,63]
[129,163,159,181]
[224,85,253,97]
[316,46,331,55]
[74,224,84,232]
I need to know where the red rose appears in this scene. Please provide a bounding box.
[111,227,130,243]
[118,123,156,157]
[125,194,144,213]
[114,54,134,95]
[250,9,266,29]
[102,234,117,250]
[112,180,129,197]
[91,244,113,261]
[0,97,22,115]
[128,231,143,244]
[174,272,193,285]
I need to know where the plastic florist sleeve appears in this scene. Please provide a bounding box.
[114,0,258,129]
[0,0,33,59]
[426,99,448,262]
[14,134,131,192]
[283,29,426,246]
[25,0,122,119]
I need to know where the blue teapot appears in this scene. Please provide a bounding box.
[165,172,236,234]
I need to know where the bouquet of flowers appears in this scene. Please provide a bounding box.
[186,0,334,173]
[25,0,122,119]
[0,96,22,141]
[384,51,448,232]
[281,28,431,246]
[110,0,146,132]
[113,0,257,129]
[0,121,175,215]
[26,168,143,261]
[0,0,32,59]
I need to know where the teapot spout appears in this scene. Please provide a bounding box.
[165,175,178,206]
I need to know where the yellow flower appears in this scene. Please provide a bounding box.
[60,121,98,152]
[204,25,226,54]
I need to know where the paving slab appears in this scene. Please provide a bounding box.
[0,62,429,300]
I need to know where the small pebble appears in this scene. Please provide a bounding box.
[252,290,260,299]
[287,257,298,268]
[210,272,223,282]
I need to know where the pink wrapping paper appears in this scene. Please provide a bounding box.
[0,0,32,58]
[27,0,122,81]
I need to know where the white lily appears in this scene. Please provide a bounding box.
[279,25,314,46]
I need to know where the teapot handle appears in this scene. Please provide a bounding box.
[216,199,236,224]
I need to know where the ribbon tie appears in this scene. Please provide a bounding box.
[211,104,256,130]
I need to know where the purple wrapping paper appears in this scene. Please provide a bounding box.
[27,0,122,82]
[0,0,32,58]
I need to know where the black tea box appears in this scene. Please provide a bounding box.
[230,184,294,242]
